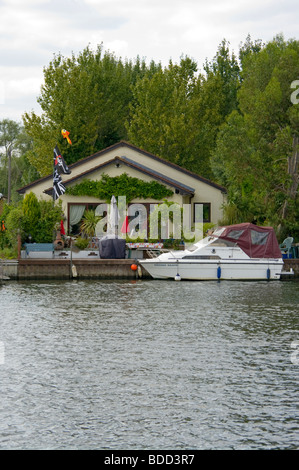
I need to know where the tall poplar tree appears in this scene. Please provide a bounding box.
[212,35,299,238]
[127,56,204,172]
[127,42,240,179]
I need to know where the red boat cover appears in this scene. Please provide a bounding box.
[213,223,282,259]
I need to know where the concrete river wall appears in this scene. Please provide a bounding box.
[1,258,298,281]
[1,259,150,280]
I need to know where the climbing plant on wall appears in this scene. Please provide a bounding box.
[66,173,174,202]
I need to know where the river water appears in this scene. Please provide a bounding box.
[0,279,298,450]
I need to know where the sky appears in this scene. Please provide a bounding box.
[0,0,299,123]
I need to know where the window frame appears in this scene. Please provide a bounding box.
[194,202,211,223]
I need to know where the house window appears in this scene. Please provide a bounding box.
[127,203,159,239]
[194,203,211,223]
[68,203,104,235]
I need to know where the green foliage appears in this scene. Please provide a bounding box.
[22,192,41,241]
[212,35,299,240]
[162,238,181,249]
[36,199,64,243]
[0,119,37,203]
[0,119,23,151]
[74,237,89,250]
[127,47,240,179]
[0,203,11,249]
[23,45,160,176]
[203,39,240,118]
[0,246,18,259]
[66,173,173,202]
[0,196,63,251]
[127,57,200,169]
[4,206,24,248]
[80,209,101,237]
[22,192,62,243]
[22,45,240,181]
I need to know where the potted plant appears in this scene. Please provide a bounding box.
[80,209,101,238]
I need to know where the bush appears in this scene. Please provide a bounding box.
[36,199,63,243]
[22,192,41,241]
[74,237,89,250]
[0,246,18,259]
[0,204,12,249]
[0,196,64,251]
[5,206,24,248]
[80,209,101,237]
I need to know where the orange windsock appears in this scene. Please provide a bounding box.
[61,129,72,145]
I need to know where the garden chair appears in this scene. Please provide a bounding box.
[279,237,294,258]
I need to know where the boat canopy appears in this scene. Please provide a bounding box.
[212,223,282,259]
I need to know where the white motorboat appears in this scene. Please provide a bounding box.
[140,223,284,280]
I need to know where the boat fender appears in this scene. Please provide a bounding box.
[72,264,77,278]
[217,266,221,279]
[131,263,138,271]
[174,274,181,281]
[267,268,270,280]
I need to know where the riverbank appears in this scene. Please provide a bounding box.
[1,257,299,281]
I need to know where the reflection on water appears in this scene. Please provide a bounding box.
[0,279,298,449]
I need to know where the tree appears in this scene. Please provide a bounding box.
[22,192,41,241]
[37,199,63,243]
[203,39,240,118]
[22,40,241,180]
[0,119,22,155]
[4,205,24,250]
[194,40,241,178]
[211,110,267,224]
[0,119,36,204]
[127,56,208,174]
[23,45,158,176]
[0,119,23,203]
[21,193,64,243]
[238,34,264,71]
[1,195,64,251]
[127,43,241,179]
[212,35,299,238]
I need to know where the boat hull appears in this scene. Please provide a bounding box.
[140,259,284,280]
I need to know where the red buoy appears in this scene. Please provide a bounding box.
[131,264,138,271]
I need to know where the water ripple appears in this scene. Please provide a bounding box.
[0,280,298,449]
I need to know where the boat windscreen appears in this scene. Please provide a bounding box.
[210,238,237,247]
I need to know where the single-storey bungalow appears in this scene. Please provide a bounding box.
[17,141,226,238]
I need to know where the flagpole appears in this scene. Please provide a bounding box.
[52,151,55,208]
[70,237,73,279]
[52,136,72,261]
[51,151,55,260]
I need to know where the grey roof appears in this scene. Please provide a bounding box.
[43,155,195,196]
[17,141,227,195]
